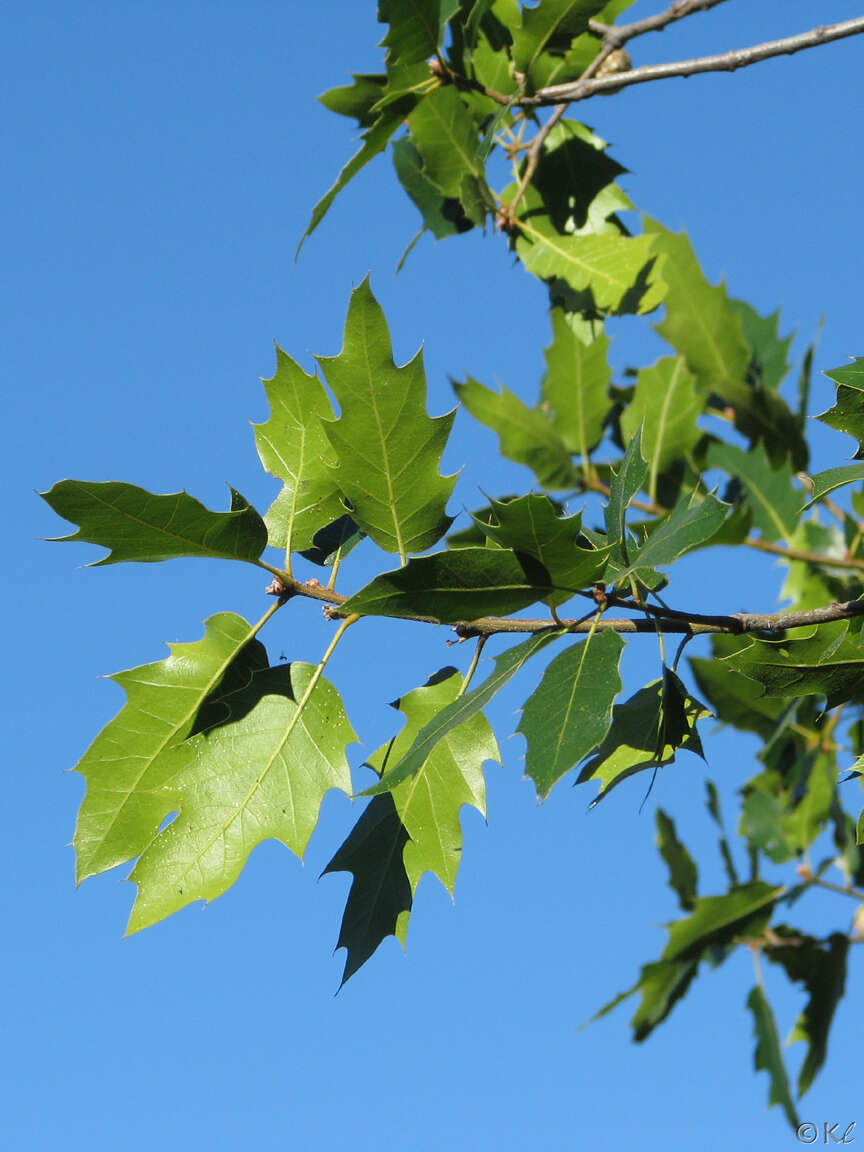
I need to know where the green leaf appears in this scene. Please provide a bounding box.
[127,662,356,933]
[766,931,849,1097]
[647,219,749,393]
[370,668,497,905]
[646,219,805,467]
[393,139,475,239]
[253,346,344,555]
[319,74,387,127]
[823,357,864,392]
[725,625,864,709]
[342,546,555,622]
[728,299,793,393]
[577,674,710,804]
[318,277,457,558]
[747,985,799,1130]
[478,494,611,605]
[629,959,700,1042]
[512,0,608,76]
[655,809,698,911]
[707,441,799,543]
[519,630,623,798]
[704,778,739,886]
[531,120,626,236]
[299,514,365,568]
[604,427,648,563]
[41,480,267,566]
[366,630,564,794]
[541,309,611,458]
[817,385,864,461]
[619,357,702,501]
[408,86,482,197]
[690,650,786,740]
[516,221,664,315]
[72,613,269,883]
[299,110,405,252]
[803,464,864,509]
[663,882,783,962]
[617,491,727,582]
[453,375,578,489]
[379,0,459,66]
[323,794,412,986]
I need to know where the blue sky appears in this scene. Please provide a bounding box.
[6,1,863,1147]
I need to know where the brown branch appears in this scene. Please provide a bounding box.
[265,573,864,641]
[530,16,864,106]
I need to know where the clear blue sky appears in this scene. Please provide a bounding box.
[6,1,862,1148]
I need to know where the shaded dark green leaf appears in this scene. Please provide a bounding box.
[323,794,412,986]
[765,930,849,1097]
[655,809,698,911]
[343,546,554,622]
[747,985,799,1130]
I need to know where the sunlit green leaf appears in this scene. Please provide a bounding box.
[619,357,702,501]
[408,86,482,197]
[355,669,499,955]
[708,441,799,543]
[541,309,611,457]
[604,427,647,564]
[379,0,459,65]
[72,613,268,883]
[519,630,623,797]
[319,277,456,557]
[664,883,782,962]
[516,219,664,315]
[319,74,387,127]
[393,139,476,239]
[617,491,727,581]
[128,662,356,933]
[646,220,805,467]
[453,375,578,489]
[367,630,564,795]
[729,299,792,393]
[41,481,267,566]
[254,347,343,555]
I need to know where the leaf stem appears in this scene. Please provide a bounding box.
[458,635,488,697]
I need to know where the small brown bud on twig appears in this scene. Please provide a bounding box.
[265,576,291,601]
[595,48,632,78]
[323,605,347,621]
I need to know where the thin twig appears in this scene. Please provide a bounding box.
[531,16,864,107]
[267,572,864,640]
[588,0,729,46]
